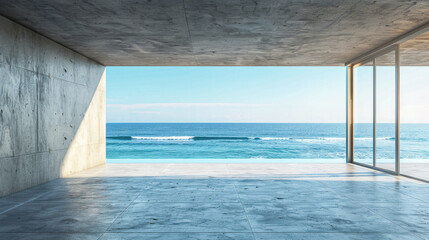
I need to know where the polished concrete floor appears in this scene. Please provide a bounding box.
[400,163,429,182]
[0,163,428,240]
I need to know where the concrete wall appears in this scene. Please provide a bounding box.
[0,16,106,197]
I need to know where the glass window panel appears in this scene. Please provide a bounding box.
[375,50,396,172]
[354,61,374,166]
[399,31,429,181]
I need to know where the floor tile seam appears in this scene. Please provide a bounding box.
[126,202,245,206]
[0,231,425,234]
[103,190,143,237]
[348,200,425,204]
[316,180,416,202]
[98,231,255,233]
[334,190,389,206]
[30,200,141,203]
[0,192,48,215]
[234,189,349,198]
[230,201,359,204]
[250,231,427,234]
[137,192,238,196]
[238,193,423,237]
[233,183,256,240]
[133,201,242,203]
[372,178,429,198]
[357,202,424,238]
[383,189,429,203]
[97,232,107,240]
[143,185,237,188]
[0,231,105,234]
[330,190,424,203]
[331,185,425,205]
[357,202,429,214]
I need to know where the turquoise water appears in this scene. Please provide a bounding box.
[106,123,429,163]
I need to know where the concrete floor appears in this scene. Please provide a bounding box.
[0,163,428,240]
[400,163,429,182]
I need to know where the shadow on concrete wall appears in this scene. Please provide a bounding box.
[57,70,106,177]
[0,15,106,196]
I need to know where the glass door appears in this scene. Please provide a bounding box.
[375,50,397,172]
[354,61,374,166]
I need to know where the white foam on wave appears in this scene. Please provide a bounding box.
[355,137,394,141]
[129,136,361,142]
[131,136,194,140]
[259,137,291,140]
[291,137,345,143]
[260,137,345,142]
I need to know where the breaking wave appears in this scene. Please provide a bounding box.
[107,136,349,141]
[106,136,406,142]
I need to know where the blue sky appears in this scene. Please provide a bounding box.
[106,67,347,123]
[106,66,429,123]
[354,65,429,124]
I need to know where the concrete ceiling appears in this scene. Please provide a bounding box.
[1,0,429,66]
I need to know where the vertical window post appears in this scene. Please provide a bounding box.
[346,65,354,163]
[373,59,377,167]
[395,45,400,174]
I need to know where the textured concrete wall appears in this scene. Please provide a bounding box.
[0,16,106,196]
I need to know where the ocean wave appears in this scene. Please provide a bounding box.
[107,136,348,141]
[259,137,291,140]
[106,136,425,142]
[131,136,256,141]
[106,136,133,140]
[355,137,395,141]
[132,136,194,140]
[284,137,345,143]
[194,137,256,140]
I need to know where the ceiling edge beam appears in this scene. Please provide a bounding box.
[345,20,429,66]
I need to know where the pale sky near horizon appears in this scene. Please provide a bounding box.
[106,66,429,123]
[107,67,347,123]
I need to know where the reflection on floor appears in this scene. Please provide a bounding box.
[401,163,429,182]
[0,163,428,240]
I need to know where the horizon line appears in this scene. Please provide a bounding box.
[106,122,344,124]
[106,122,429,124]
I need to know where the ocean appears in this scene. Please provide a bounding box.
[106,123,429,163]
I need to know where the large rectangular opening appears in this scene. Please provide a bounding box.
[106,67,346,163]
